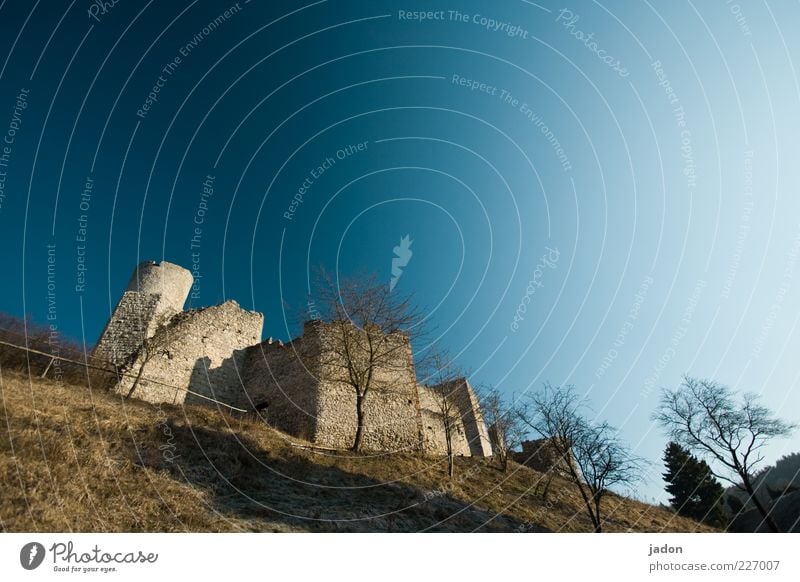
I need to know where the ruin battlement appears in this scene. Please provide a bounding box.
[95,260,492,457]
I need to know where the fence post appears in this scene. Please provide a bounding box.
[40,356,55,379]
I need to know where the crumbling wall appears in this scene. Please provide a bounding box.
[449,378,493,457]
[241,321,424,451]
[93,291,163,367]
[124,261,193,314]
[115,300,263,406]
[94,260,497,458]
[241,329,322,442]
[94,261,193,367]
[417,385,472,457]
[514,438,574,475]
[240,321,493,456]
[313,323,423,452]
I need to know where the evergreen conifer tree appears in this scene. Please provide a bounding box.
[662,442,727,527]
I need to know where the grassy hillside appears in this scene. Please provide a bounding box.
[0,370,713,533]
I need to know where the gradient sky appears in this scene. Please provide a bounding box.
[1,0,799,503]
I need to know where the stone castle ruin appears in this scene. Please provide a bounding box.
[94,260,492,457]
[514,438,576,476]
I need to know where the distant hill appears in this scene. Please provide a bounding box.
[725,453,800,532]
[728,491,800,533]
[726,452,800,504]
[0,369,713,533]
[755,453,800,490]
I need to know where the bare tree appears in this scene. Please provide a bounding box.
[125,324,174,399]
[653,375,796,532]
[480,387,525,472]
[420,349,464,478]
[310,268,426,452]
[571,421,643,532]
[519,383,643,532]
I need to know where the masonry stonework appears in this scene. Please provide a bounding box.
[514,438,575,475]
[241,321,424,452]
[241,329,322,442]
[116,300,263,406]
[314,322,423,452]
[93,291,162,367]
[94,261,194,367]
[97,260,494,458]
[449,378,493,457]
[418,385,472,457]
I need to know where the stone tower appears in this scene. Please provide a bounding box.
[94,260,193,367]
[242,320,424,452]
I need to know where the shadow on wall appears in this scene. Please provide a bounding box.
[131,422,542,532]
[185,352,249,408]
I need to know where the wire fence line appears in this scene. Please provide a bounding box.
[0,336,250,413]
[0,324,455,456]
[0,323,379,463]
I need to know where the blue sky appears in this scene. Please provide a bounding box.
[1,0,799,503]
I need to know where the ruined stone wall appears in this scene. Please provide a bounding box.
[239,321,490,455]
[94,260,497,458]
[241,331,321,442]
[114,301,263,406]
[514,438,574,475]
[313,323,423,452]
[450,378,493,457]
[94,261,193,367]
[417,385,472,457]
[93,291,163,367]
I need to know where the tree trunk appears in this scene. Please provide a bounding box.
[743,478,780,532]
[542,473,553,502]
[573,479,600,533]
[352,393,366,452]
[126,361,148,399]
[445,430,454,478]
[593,495,603,533]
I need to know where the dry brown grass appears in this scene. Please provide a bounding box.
[0,369,715,533]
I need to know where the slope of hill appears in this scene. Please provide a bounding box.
[0,370,713,533]
[724,453,800,532]
[729,491,800,533]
